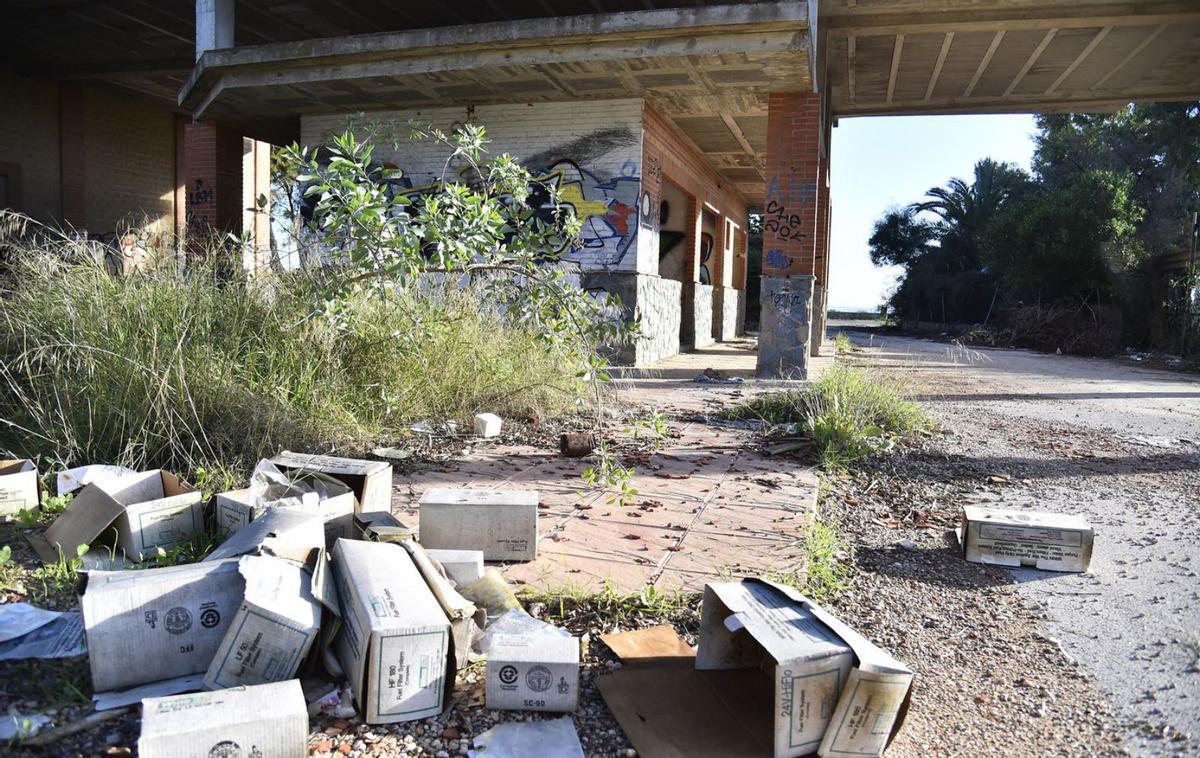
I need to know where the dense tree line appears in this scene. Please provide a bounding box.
[870,103,1199,355]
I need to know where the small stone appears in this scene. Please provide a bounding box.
[896,539,919,552]
[975,694,989,704]
[314,740,333,753]
[443,727,459,740]
[337,743,352,755]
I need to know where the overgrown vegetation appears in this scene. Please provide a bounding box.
[871,103,1200,356]
[723,364,929,470]
[767,511,854,602]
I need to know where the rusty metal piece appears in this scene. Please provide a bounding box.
[559,431,595,458]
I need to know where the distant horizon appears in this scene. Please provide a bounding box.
[827,114,1038,311]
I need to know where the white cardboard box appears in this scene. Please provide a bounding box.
[426,549,485,587]
[486,632,580,712]
[331,538,452,723]
[214,485,355,545]
[697,580,913,758]
[272,451,392,513]
[418,488,538,561]
[81,558,245,694]
[31,470,203,563]
[960,505,1094,572]
[0,458,39,516]
[138,679,307,758]
[203,555,322,691]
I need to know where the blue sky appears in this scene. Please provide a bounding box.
[827,114,1038,311]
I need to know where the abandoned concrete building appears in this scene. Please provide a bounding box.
[1,1,1197,374]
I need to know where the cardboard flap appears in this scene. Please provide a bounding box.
[273,450,389,477]
[204,509,324,564]
[399,541,477,622]
[37,483,126,563]
[750,580,912,677]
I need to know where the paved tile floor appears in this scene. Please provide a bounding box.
[392,337,830,592]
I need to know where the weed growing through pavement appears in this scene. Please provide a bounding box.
[524,581,700,633]
[721,363,930,470]
[834,331,856,354]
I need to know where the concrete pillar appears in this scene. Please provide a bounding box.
[811,155,830,357]
[184,121,244,255]
[756,92,822,378]
[195,0,234,60]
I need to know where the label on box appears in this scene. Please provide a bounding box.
[375,631,447,719]
[135,504,200,552]
[975,528,1087,566]
[784,667,844,751]
[820,670,911,757]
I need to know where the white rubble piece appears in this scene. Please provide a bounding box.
[0,458,40,516]
[697,580,913,758]
[484,611,579,712]
[203,555,322,690]
[330,539,451,724]
[418,488,538,561]
[470,717,585,758]
[473,413,502,438]
[138,679,308,758]
[426,549,485,587]
[959,505,1094,573]
[29,469,203,563]
[271,450,393,513]
[81,559,245,695]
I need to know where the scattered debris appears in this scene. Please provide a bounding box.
[474,413,503,438]
[470,716,584,758]
[959,506,1094,572]
[418,488,538,561]
[558,432,595,458]
[694,368,745,385]
[0,603,85,661]
[138,679,307,757]
[0,458,40,516]
[216,459,357,544]
[271,451,394,513]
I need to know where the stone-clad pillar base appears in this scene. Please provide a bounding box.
[810,284,826,357]
[756,274,814,379]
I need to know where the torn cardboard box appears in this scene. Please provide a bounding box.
[331,538,451,723]
[272,450,392,513]
[426,549,484,587]
[399,541,484,672]
[0,459,40,516]
[215,460,357,545]
[698,581,913,758]
[418,488,538,561]
[959,505,1094,572]
[354,511,416,543]
[31,469,202,563]
[203,555,322,690]
[81,558,245,694]
[138,679,307,758]
[204,509,326,566]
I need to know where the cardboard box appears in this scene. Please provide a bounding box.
[418,488,538,561]
[426,549,484,587]
[138,679,307,758]
[331,538,451,723]
[272,451,392,513]
[486,632,580,712]
[203,555,322,690]
[215,483,355,546]
[81,558,245,694]
[696,580,913,758]
[205,509,326,566]
[0,459,40,516]
[960,506,1094,572]
[400,541,484,672]
[354,511,416,543]
[31,470,202,563]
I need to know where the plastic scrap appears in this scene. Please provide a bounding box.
[0,605,85,661]
[459,569,524,625]
[0,711,53,741]
[476,609,571,656]
[469,717,584,758]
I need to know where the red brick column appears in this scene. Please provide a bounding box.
[183,121,243,256]
[757,92,823,378]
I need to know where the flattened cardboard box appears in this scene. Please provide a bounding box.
[31,470,202,563]
[82,558,245,694]
[138,679,307,758]
[960,505,1094,572]
[697,580,913,758]
[418,488,538,561]
[215,484,355,545]
[0,458,40,516]
[331,539,451,724]
[203,555,322,691]
[486,633,580,712]
[272,451,392,513]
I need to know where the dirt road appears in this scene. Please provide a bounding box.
[832,328,1200,756]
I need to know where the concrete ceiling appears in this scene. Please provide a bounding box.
[819,0,1200,118]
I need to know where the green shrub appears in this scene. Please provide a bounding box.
[0,248,587,478]
[723,364,928,470]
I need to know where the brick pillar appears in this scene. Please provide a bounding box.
[184,121,244,257]
[59,82,86,230]
[811,155,830,357]
[757,92,822,379]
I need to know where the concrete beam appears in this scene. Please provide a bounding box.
[196,0,233,61]
[833,86,1199,118]
[824,2,1200,36]
[180,2,809,111]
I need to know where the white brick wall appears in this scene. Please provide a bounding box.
[302,100,645,272]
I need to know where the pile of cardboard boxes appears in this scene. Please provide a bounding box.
[4,447,1097,757]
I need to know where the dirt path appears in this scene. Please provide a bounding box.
[828,328,1200,756]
